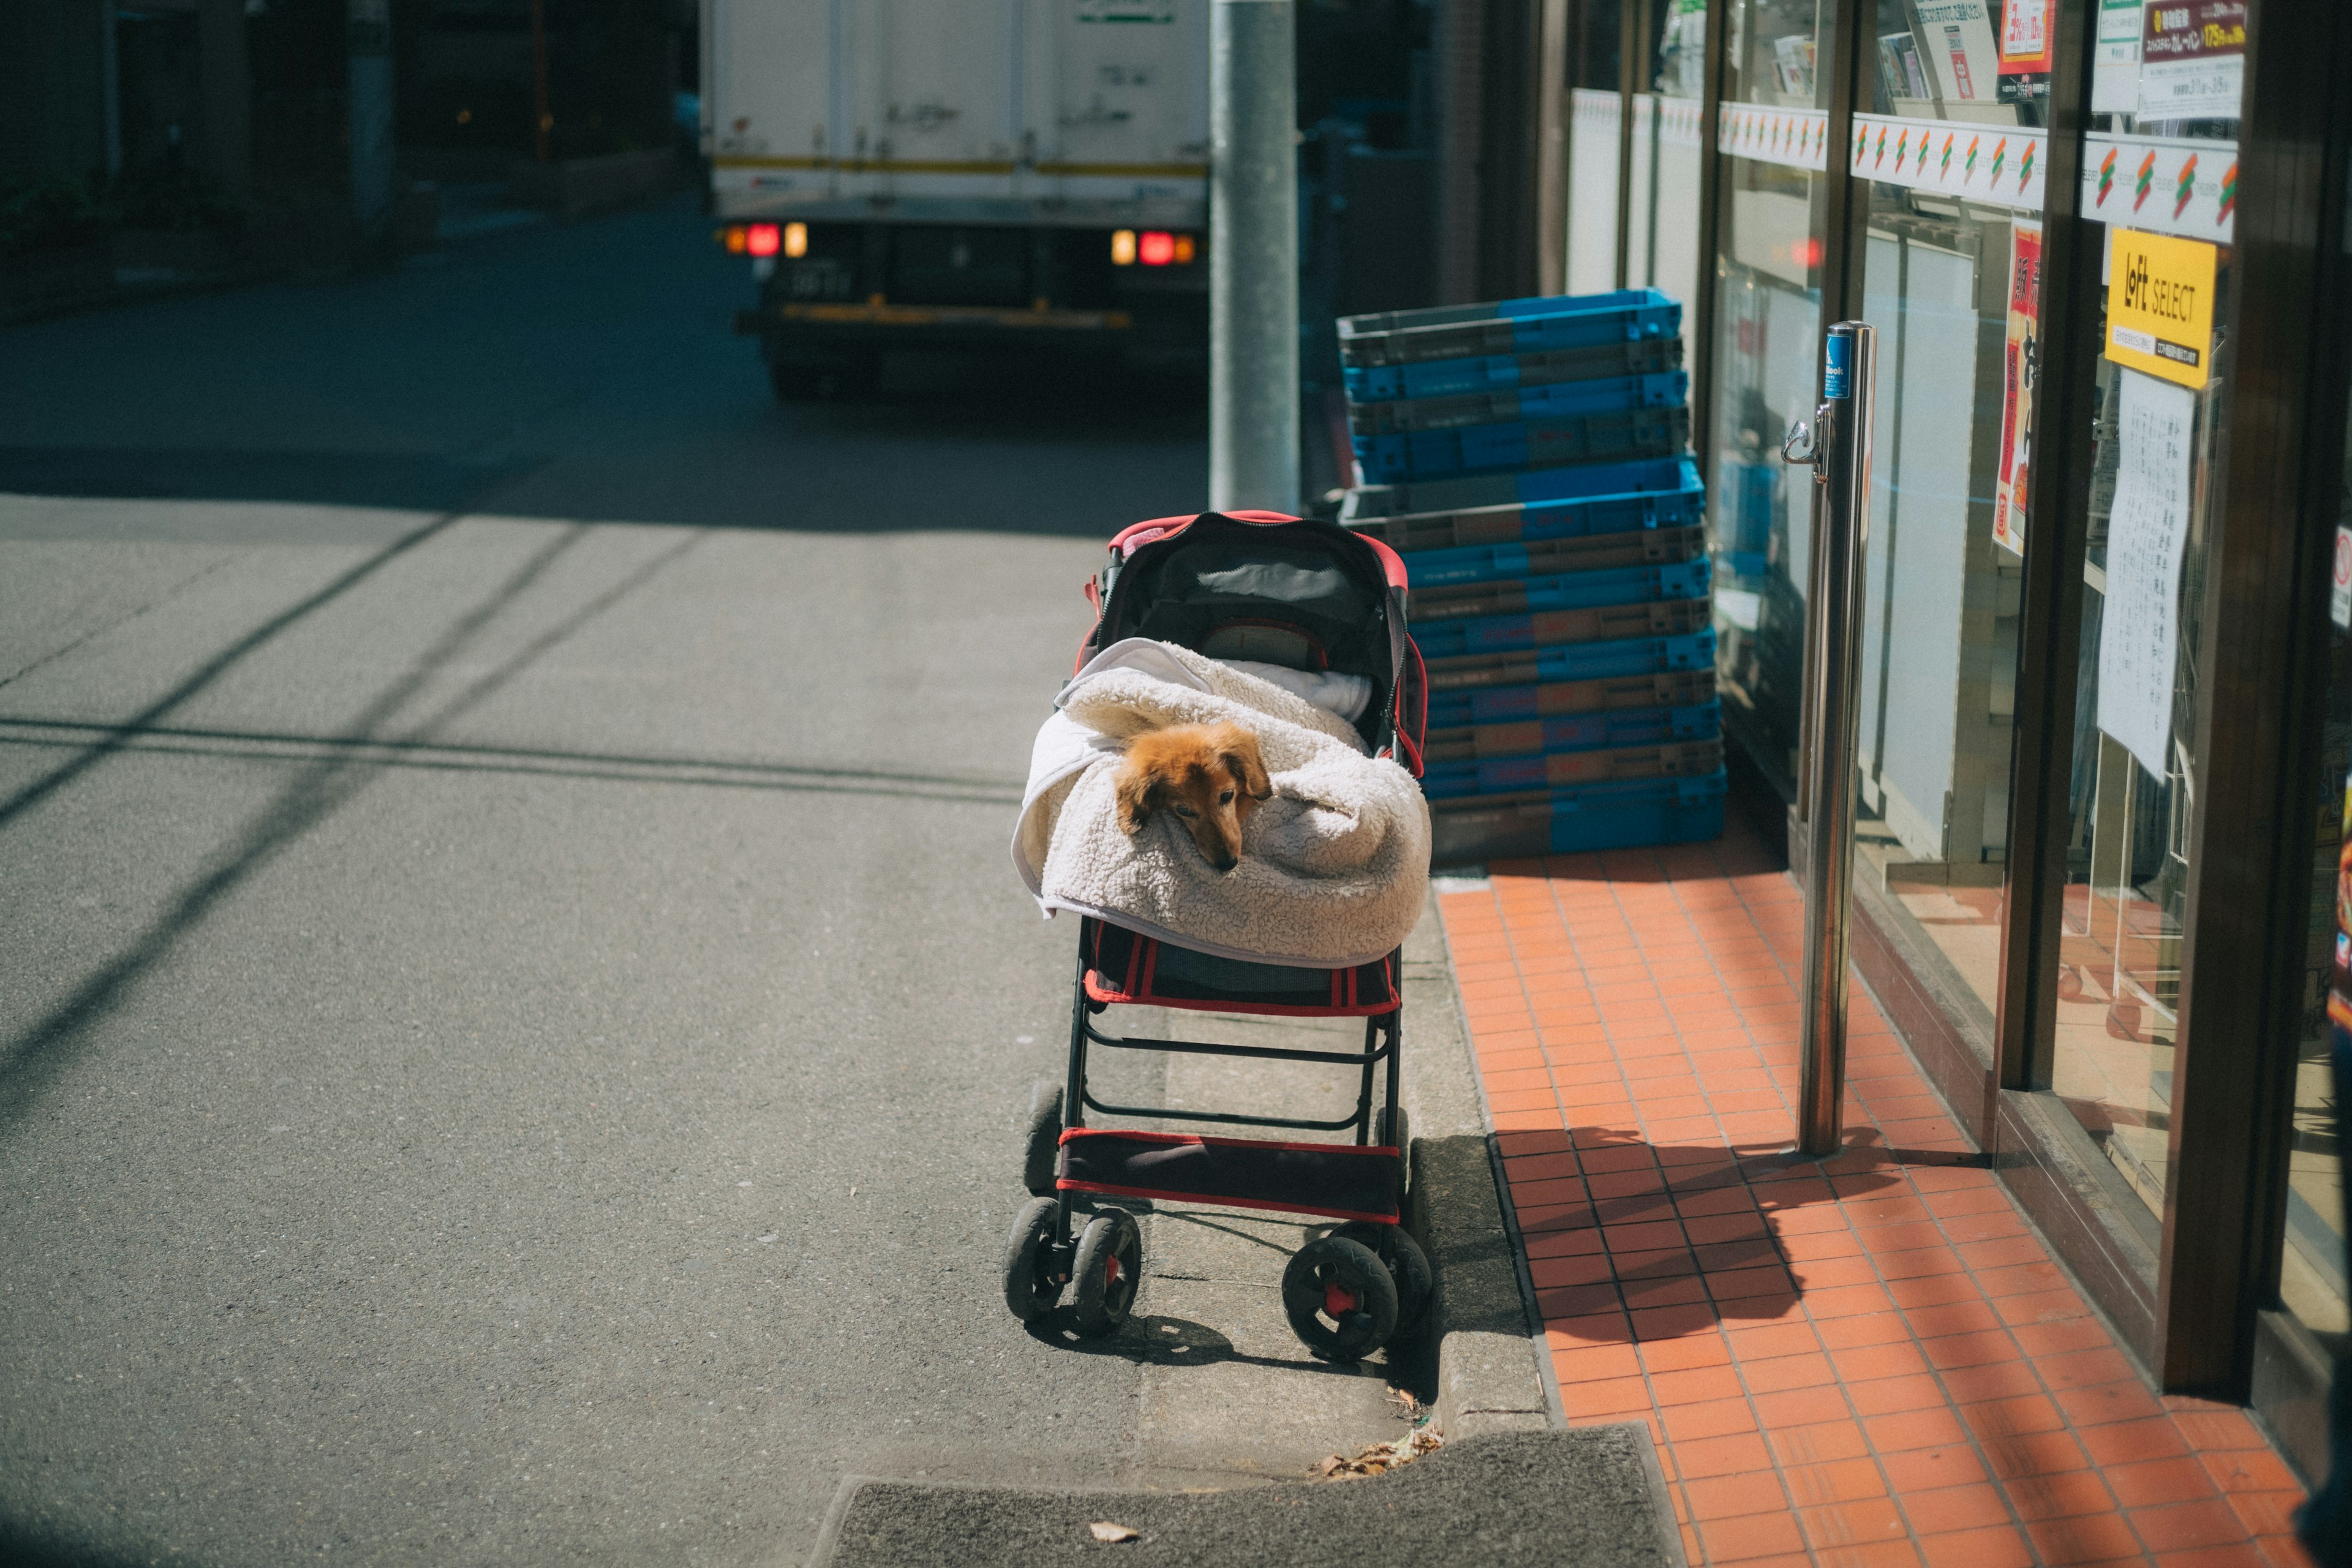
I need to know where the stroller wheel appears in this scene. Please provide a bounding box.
[1282,1235,1400,1362]
[1022,1083,1065,1197]
[1070,1208,1142,1335]
[1003,1196,1063,1322]
[1335,1222,1434,1340]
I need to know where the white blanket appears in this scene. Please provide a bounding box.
[1012,639,1431,968]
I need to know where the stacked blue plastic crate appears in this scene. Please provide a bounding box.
[1336,288,1725,864]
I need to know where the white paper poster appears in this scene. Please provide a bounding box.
[2097,369,2196,782]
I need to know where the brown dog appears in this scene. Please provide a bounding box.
[1114,722,1273,873]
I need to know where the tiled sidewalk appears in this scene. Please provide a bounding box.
[1434,818,2312,1568]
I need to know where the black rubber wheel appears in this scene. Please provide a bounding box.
[1281,1235,1400,1362]
[1069,1207,1142,1335]
[1022,1082,1064,1197]
[1002,1196,1061,1322]
[1335,1221,1434,1340]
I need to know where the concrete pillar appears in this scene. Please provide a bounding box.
[1208,0,1298,517]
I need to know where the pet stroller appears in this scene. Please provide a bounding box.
[1003,510,1433,1363]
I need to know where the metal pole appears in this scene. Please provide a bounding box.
[1793,321,1875,1157]
[1208,0,1298,515]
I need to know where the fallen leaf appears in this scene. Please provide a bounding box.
[1088,1521,1140,1543]
[1312,1427,1444,1480]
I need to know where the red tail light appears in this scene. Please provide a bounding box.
[1137,230,1175,266]
[747,223,781,258]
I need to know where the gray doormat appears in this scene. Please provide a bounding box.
[809,1427,1683,1568]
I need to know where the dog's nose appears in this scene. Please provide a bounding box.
[1213,854,1237,873]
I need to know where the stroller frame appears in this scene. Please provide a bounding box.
[1003,509,1432,1361]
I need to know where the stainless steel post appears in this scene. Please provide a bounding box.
[1792,322,1875,1158]
[1208,0,1298,514]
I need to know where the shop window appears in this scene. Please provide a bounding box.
[1566,1,1625,294]
[2282,387,2352,1348]
[1629,0,1711,313]
[1844,0,2048,1020]
[1708,0,1834,794]
[2052,4,2244,1233]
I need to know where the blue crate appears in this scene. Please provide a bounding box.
[1423,736,1724,800]
[1430,772,1728,862]
[1342,454,1700,523]
[1339,288,1681,370]
[1347,371,1690,436]
[1425,670,1717,729]
[1344,335,1684,402]
[1413,572,1710,660]
[1423,628,1718,690]
[1355,405,1689,483]
[1426,700,1721,760]
[1346,462,1706,552]
[1410,558,1712,624]
[1403,525,1705,595]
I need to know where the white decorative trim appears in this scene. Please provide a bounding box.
[1717,104,1830,172]
[1639,95,1705,151]
[1848,114,2048,215]
[2078,133,2238,243]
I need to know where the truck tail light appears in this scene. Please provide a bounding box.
[1172,233,1196,264]
[722,225,748,254]
[1110,228,1137,266]
[746,223,781,258]
[1137,230,1175,266]
[783,221,808,258]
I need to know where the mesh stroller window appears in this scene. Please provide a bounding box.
[1113,519,1393,696]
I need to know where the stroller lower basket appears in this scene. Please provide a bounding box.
[1001,919,1430,1363]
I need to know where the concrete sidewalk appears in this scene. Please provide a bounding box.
[1431,817,2310,1568]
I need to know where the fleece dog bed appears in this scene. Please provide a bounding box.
[1012,639,1431,969]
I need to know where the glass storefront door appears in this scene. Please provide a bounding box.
[2282,406,2352,1348]
[1566,4,1626,295]
[1629,0,1711,313]
[2050,12,2245,1228]
[1708,0,1834,797]
[1845,0,2047,1020]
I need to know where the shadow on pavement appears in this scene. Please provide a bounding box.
[0,522,703,1131]
[1509,1128,1981,1340]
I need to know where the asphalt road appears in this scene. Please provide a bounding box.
[0,200,1349,1567]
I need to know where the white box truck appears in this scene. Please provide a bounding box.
[704,0,1212,396]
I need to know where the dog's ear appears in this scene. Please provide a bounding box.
[1114,758,1160,834]
[1215,725,1273,802]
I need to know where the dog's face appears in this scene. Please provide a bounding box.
[1114,722,1272,873]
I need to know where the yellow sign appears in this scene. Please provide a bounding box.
[2105,227,2218,389]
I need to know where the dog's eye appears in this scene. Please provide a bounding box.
[1219,791,1235,805]
[1171,804,1197,818]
